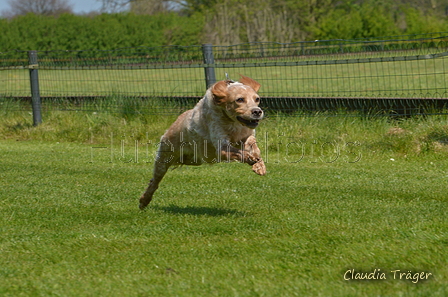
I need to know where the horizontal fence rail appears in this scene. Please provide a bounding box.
[1,32,448,121]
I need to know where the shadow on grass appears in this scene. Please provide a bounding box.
[153,205,249,217]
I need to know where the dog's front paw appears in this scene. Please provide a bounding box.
[245,153,258,165]
[252,158,266,176]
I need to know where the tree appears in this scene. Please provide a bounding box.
[96,0,183,14]
[130,0,173,14]
[4,0,73,17]
[204,0,315,44]
[96,0,130,13]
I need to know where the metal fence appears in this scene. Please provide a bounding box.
[1,32,448,122]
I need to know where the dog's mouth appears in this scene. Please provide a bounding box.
[236,116,260,128]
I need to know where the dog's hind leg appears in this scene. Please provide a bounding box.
[139,161,170,210]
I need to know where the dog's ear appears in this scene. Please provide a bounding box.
[239,75,261,93]
[211,80,228,104]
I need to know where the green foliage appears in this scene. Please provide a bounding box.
[164,12,205,45]
[358,1,400,37]
[0,12,204,51]
[314,7,364,40]
[403,7,448,35]
[0,0,447,50]
[315,1,401,40]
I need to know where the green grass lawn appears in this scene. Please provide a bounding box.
[2,55,448,98]
[0,111,447,296]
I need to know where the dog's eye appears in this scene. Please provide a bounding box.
[255,97,260,103]
[236,98,245,103]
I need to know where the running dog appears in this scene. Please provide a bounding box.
[139,75,266,209]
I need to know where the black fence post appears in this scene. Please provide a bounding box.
[28,50,42,126]
[202,44,216,89]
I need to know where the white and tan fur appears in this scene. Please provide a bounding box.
[139,75,266,209]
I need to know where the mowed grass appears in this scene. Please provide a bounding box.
[2,55,448,98]
[1,109,448,296]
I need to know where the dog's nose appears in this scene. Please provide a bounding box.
[251,108,263,118]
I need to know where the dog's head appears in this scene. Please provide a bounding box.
[211,75,263,129]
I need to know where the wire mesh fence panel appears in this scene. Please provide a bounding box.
[1,32,448,116]
[36,68,205,97]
